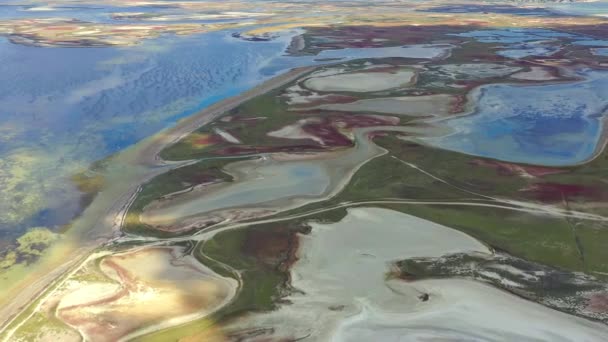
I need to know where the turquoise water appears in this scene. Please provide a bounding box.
[425,70,608,166]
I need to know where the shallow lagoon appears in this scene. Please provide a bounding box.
[0,28,455,240]
[451,28,578,44]
[259,43,451,75]
[141,161,331,228]
[498,44,560,59]
[141,126,386,230]
[0,31,290,237]
[425,70,608,166]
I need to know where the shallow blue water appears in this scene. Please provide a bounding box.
[592,48,608,56]
[0,31,288,159]
[498,44,559,59]
[0,30,290,237]
[452,27,608,59]
[451,28,579,44]
[0,25,454,238]
[573,40,608,47]
[2,17,607,239]
[425,70,608,166]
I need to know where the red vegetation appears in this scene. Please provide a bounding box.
[470,159,564,177]
[302,25,472,52]
[302,123,352,146]
[243,228,300,271]
[586,293,608,313]
[215,113,398,155]
[522,182,606,202]
[299,114,399,146]
[451,94,467,113]
[191,134,222,147]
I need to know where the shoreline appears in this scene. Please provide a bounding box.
[0,65,316,336]
[5,54,608,339]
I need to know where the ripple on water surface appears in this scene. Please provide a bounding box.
[0,30,288,237]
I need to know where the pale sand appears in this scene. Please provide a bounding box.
[225,207,490,339]
[138,121,448,233]
[55,246,237,342]
[303,70,415,93]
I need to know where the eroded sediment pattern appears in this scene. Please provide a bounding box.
[8,15,608,341]
[225,208,608,341]
[50,246,237,341]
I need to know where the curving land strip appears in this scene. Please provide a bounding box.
[0,65,316,338]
